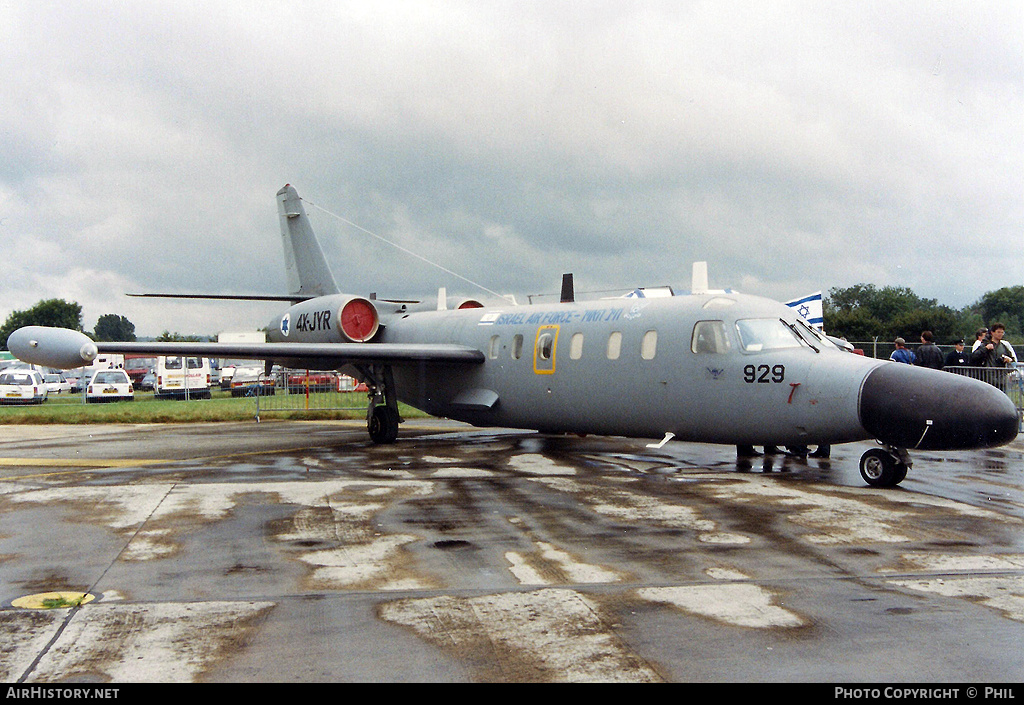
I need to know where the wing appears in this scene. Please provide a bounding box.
[100,341,485,368]
[6,327,484,370]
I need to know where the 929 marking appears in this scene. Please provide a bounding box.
[744,364,786,383]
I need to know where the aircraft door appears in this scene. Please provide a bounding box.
[533,325,559,375]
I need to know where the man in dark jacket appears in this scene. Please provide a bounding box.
[972,323,1017,368]
[944,339,970,368]
[915,331,944,370]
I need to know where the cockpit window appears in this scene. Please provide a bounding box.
[735,319,803,352]
[691,321,731,354]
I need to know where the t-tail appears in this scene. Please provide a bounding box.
[277,184,340,300]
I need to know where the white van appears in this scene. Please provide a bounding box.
[154,355,212,399]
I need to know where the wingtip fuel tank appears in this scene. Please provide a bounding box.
[6,326,99,369]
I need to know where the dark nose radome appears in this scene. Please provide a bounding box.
[859,363,1020,450]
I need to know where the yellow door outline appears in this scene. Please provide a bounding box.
[533,325,559,375]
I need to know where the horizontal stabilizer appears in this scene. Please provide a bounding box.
[128,293,313,303]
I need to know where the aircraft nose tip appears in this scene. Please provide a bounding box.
[859,364,1019,450]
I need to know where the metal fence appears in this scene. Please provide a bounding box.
[848,340,1021,362]
[241,369,367,419]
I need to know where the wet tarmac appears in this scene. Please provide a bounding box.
[0,420,1021,683]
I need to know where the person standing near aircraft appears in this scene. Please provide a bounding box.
[971,328,989,354]
[973,323,1017,368]
[915,331,944,370]
[944,339,970,368]
[889,338,916,364]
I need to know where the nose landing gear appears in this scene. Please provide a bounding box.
[859,446,910,487]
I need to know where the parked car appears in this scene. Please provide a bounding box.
[85,369,134,403]
[43,373,72,395]
[287,371,339,393]
[230,365,275,397]
[0,370,48,404]
[139,372,157,391]
[68,370,93,393]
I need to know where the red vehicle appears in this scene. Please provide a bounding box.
[287,371,339,394]
[124,355,156,386]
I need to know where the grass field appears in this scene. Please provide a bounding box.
[0,389,429,424]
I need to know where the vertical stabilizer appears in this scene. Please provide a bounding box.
[277,185,340,299]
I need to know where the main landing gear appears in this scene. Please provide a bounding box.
[362,364,401,444]
[859,445,910,488]
[368,404,400,444]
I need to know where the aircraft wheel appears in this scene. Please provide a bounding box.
[368,405,399,444]
[859,448,906,488]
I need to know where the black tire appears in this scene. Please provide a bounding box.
[859,448,906,487]
[368,405,399,444]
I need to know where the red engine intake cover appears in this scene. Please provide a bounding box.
[338,298,379,342]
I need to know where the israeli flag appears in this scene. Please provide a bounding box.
[785,291,824,330]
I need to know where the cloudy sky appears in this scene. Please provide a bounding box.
[2,1,1021,337]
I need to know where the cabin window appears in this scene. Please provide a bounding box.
[735,319,802,352]
[570,332,584,360]
[607,331,622,360]
[691,321,730,354]
[641,330,658,360]
[511,334,524,360]
[536,333,554,361]
[489,335,500,359]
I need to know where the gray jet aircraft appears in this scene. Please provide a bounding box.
[8,185,1019,488]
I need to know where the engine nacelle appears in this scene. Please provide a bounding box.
[271,295,380,344]
[337,297,380,341]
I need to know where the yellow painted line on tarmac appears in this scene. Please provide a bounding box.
[0,457,168,481]
[0,457,165,467]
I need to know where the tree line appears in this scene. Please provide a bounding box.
[824,284,1023,345]
[0,298,208,350]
